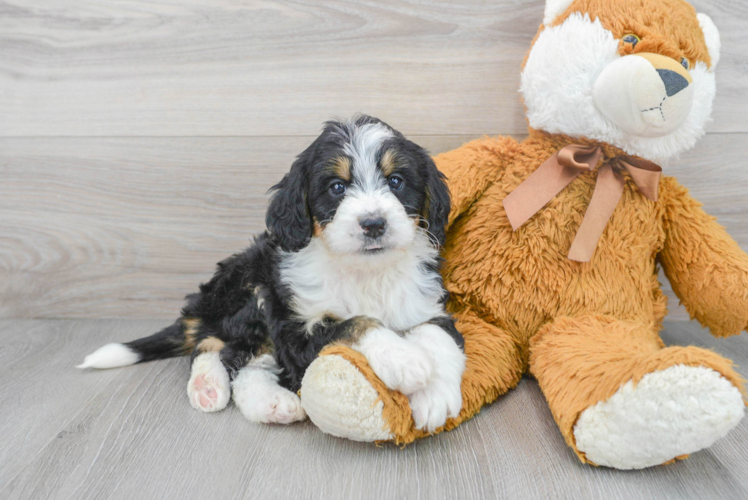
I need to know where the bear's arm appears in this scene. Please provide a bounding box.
[434,136,518,226]
[658,176,748,337]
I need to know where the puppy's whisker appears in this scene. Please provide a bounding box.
[412,217,440,248]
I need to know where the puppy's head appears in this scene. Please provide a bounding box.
[266,115,449,256]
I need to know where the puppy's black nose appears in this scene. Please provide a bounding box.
[360,217,387,238]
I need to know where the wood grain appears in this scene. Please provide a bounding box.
[1,133,746,319]
[0,0,746,137]
[1,319,746,500]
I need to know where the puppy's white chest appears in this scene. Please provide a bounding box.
[280,242,445,332]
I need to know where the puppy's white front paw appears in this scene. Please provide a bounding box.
[405,322,466,432]
[232,356,307,425]
[354,327,434,395]
[188,352,231,412]
[408,375,463,432]
[236,388,306,424]
[372,345,434,395]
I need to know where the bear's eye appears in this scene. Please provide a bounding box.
[680,57,690,70]
[622,34,640,47]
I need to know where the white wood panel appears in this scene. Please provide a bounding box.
[0,0,746,137]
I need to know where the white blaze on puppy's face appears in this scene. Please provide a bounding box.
[322,122,416,255]
[324,189,416,254]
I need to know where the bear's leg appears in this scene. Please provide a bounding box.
[300,306,524,443]
[529,315,746,469]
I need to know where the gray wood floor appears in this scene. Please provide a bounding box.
[2,319,747,500]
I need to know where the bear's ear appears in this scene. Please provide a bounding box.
[543,0,575,26]
[697,13,721,70]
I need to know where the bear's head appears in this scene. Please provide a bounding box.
[520,0,720,163]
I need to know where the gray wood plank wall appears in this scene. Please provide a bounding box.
[1,0,747,319]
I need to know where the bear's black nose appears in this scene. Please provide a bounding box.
[657,69,689,97]
[360,217,387,238]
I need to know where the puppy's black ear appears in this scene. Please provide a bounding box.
[266,151,313,252]
[422,153,451,248]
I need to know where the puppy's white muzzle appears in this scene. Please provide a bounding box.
[593,53,694,138]
[323,188,415,256]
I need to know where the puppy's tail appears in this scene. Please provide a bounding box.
[77,321,195,369]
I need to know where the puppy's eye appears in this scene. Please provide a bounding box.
[329,181,346,196]
[680,57,689,70]
[622,34,640,47]
[388,175,404,191]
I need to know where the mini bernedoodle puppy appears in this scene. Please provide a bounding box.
[78,115,466,432]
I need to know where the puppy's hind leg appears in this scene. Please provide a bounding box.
[232,354,307,425]
[188,337,231,413]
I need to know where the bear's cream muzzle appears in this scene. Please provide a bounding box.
[593,53,694,138]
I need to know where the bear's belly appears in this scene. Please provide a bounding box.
[442,178,667,342]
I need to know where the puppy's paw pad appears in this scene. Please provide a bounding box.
[189,374,220,410]
[188,353,230,413]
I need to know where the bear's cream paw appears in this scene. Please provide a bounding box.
[301,354,394,442]
[188,352,231,412]
[574,365,745,469]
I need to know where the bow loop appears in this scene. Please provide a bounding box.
[614,156,662,202]
[503,144,662,262]
[557,144,602,172]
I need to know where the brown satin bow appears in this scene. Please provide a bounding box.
[503,144,662,262]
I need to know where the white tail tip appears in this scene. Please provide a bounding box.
[76,343,140,369]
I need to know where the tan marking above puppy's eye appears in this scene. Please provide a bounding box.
[330,156,351,181]
[380,149,398,177]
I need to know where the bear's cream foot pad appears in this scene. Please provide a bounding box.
[574,365,745,469]
[301,354,394,442]
[188,352,231,412]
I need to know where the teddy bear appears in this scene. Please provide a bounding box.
[298,0,748,470]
